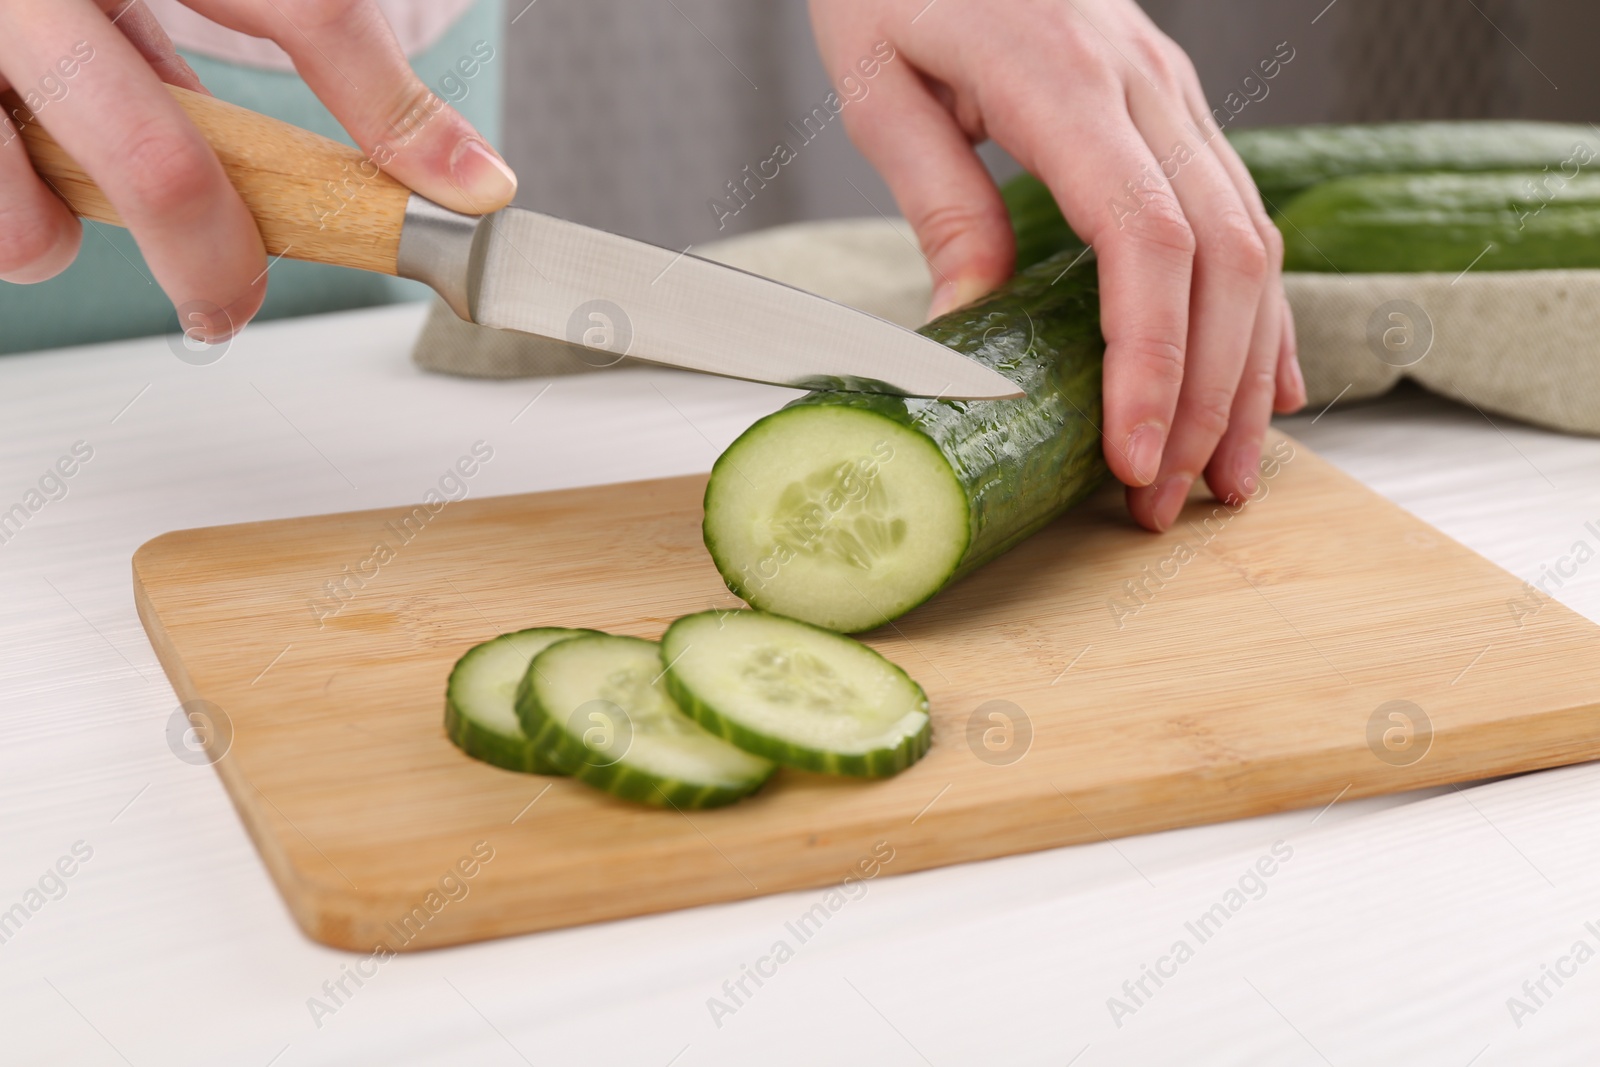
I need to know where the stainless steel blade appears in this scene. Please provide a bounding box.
[396,198,1024,400]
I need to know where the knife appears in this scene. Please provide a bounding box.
[16,86,1022,400]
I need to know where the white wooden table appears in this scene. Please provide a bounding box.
[2,303,1597,1066]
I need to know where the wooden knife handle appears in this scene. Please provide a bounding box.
[14,84,410,276]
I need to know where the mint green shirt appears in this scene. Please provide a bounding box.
[0,0,502,355]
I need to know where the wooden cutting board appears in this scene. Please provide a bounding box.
[133,430,1600,951]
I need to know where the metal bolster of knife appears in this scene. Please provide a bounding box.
[395,195,488,322]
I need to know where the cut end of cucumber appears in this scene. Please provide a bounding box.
[517,633,774,808]
[704,406,969,633]
[662,610,931,778]
[445,627,598,775]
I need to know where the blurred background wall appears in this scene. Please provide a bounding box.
[497,0,1600,252]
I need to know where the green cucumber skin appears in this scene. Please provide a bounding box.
[1279,172,1600,273]
[708,247,1107,630]
[797,251,1106,574]
[443,627,605,776]
[660,611,932,779]
[1230,121,1600,211]
[1002,172,1088,274]
[911,252,1107,579]
[512,642,776,810]
[1001,121,1600,270]
[443,696,565,776]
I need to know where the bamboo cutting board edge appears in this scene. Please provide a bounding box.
[128,579,1600,952]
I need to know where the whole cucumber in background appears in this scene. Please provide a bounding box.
[704,246,1106,634]
[1003,120,1600,271]
[1230,121,1600,211]
[1278,171,1600,273]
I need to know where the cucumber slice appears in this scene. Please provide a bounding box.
[516,633,775,808]
[661,610,930,778]
[445,627,600,774]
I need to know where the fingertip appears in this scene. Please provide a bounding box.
[1116,421,1166,488]
[216,271,268,342]
[0,214,82,284]
[1273,364,1307,414]
[928,274,997,319]
[1100,333,1185,489]
[921,199,1015,319]
[1123,484,1153,531]
[110,0,210,94]
[1125,473,1192,533]
[165,264,267,346]
[387,121,517,217]
[1204,440,1262,510]
[1274,300,1306,412]
[445,136,517,214]
[1233,444,1264,500]
[159,54,211,96]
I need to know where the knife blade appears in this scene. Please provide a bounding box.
[17,86,1024,401]
[399,199,1023,399]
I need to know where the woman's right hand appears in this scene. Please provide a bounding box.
[810,0,1305,532]
[0,0,516,340]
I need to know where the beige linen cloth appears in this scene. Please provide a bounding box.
[412,218,1600,437]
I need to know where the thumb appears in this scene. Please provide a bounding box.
[839,64,1012,319]
[185,0,517,216]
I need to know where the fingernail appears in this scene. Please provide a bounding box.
[198,279,266,345]
[928,276,992,320]
[450,139,518,210]
[1234,451,1261,501]
[1288,353,1307,408]
[1151,474,1193,531]
[1123,422,1165,486]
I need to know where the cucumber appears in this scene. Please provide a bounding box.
[1279,171,1600,273]
[1230,121,1600,211]
[661,610,930,777]
[444,627,600,774]
[1002,171,1088,275]
[515,633,775,808]
[1001,121,1600,270]
[703,246,1106,633]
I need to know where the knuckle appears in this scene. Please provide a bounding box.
[1168,47,1203,93]
[1120,196,1196,259]
[1241,358,1278,401]
[912,200,1010,264]
[1248,358,1273,396]
[373,82,446,149]
[1037,19,1107,69]
[115,122,220,222]
[1122,336,1186,388]
[1207,216,1269,281]
[276,0,364,32]
[1129,34,1178,87]
[1256,220,1285,269]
